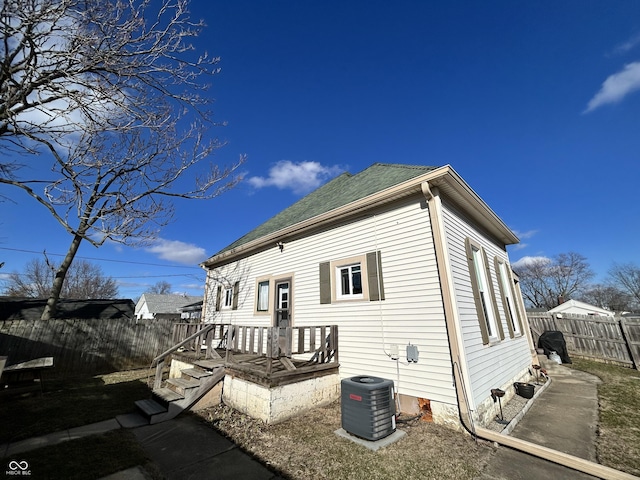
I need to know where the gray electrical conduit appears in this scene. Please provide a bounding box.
[450,360,637,480]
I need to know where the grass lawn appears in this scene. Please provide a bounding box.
[199,401,495,480]
[2,361,638,479]
[0,369,161,479]
[569,358,640,476]
[0,369,151,444]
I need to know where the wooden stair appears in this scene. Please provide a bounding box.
[135,364,225,424]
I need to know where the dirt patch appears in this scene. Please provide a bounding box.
[197,401,496,480]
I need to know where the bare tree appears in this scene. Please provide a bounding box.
[514,252,594,309]
[148,281,172,295]
[1,0,244,318]
[579,284,632,312]
[4,258,118,298]
[608,263,640,310]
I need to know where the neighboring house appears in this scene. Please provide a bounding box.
[179,300,203,321]
[0,297,135,320]
[200,163,537,428]
[135,294,203,322]
[548,299,615,317]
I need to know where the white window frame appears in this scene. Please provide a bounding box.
[497,259,521,336]
[470,242,500,342]
[336,263,363,300]
[330,255,370,302]
[255,277,271,314]
[223,286,233,309]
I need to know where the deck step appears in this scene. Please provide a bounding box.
[135,399,167,417]
[181,368,213,380]
[194,359,225,370]
[166,377,200,394]
[153,387,184,403]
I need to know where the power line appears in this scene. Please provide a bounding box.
[0,247,204,269]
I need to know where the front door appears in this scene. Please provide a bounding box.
[274,279,291,328]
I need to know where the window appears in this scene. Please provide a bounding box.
[319,251,385,304]
[223,287,233,308]
[495,258,522,337]
[337,263,363,299]
[215,281,239,311]
[256,280,270,312]
[466,238,503,345]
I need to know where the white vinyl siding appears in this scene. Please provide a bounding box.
[204,196,456,404]
[441,199,532,408]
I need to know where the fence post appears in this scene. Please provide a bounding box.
[619,318,640,370]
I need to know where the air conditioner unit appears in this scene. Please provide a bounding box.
[341,376,396,441]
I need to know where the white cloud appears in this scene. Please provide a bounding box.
[178,283,204,291]
[511,229,538,240]
[146,238,207,265]
[247,160,344,195]
[612,33,640,55]
[508,229,537,251]
[584,62,640,113]
[512,256,551,269]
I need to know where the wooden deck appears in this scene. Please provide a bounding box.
[157,323,339,388]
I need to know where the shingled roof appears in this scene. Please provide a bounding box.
[0,297,135,320]
[215,163,439,255]
[137,294,203,315]
[203,163,519,268]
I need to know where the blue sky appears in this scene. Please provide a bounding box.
[2,1,640,299]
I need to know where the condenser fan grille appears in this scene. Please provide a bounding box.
[341,376,396,441]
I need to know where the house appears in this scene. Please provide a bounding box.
[200,163,537,429]
[135,294,203,322]
[0,297,135,320]
[179,300,204,321]
[548,299,615,318]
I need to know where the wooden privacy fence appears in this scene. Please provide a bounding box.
[0,317,177,378]
[527,313,640,369]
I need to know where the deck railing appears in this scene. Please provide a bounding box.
[167,323,339,377]
[150,323,222,388]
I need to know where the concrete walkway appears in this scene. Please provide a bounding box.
[1,413,283,479]
[476,358,602,480]
[1,418,122,457]
[131,414,284,480]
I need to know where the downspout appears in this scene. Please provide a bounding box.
[421,182,635,480]
[421,181,475,434]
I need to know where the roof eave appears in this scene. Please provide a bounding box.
[428,166,520,246]
[202,165,518,269]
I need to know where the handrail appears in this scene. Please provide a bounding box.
[151,323,216,366]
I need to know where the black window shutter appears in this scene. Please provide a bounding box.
[319,262,331,304]
[494,257,515,339]
[232,281,240,310]
[215,285,222,312]
[367,251,385,301]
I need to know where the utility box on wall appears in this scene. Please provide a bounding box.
[341,376,396,441]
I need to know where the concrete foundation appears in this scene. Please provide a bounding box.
[474,366,534,427]
[222,373,340,424]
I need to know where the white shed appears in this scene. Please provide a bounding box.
[549,299,615,318]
